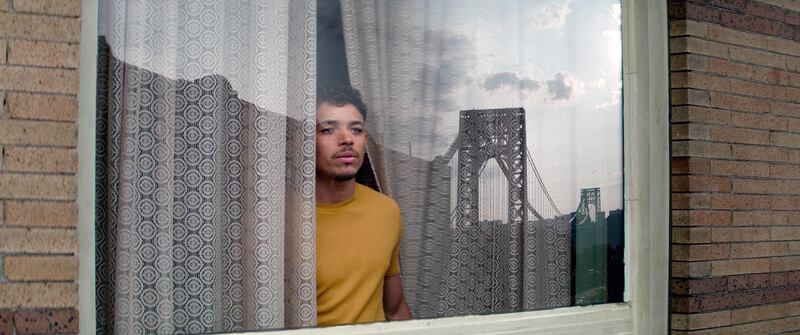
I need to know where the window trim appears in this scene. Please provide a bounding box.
[77,0,98,333]
[76,0,669,334]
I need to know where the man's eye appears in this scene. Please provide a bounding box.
[351,128,364,134]
[320,128,334,134]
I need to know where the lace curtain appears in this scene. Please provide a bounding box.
[95,1,316,333]
[341,0,624,317]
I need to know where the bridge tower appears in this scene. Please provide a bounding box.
[572,187,608,304]
[443,108,528,314]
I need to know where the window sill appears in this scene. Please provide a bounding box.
[243,303,632,335]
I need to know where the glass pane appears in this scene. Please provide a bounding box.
[322,0,624,318]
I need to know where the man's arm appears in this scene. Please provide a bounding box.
[383,274,412,321]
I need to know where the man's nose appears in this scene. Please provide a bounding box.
[338,130,354,145]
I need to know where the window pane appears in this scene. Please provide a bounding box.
[322,0,624,318]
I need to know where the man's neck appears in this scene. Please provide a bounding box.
[316,177,357,204]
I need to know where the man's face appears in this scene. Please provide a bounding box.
[315,102,367,182]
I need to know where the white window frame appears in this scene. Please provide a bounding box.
[77,0,669,334]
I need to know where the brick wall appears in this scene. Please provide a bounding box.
[0,1,81,334]
[669,0,800,334]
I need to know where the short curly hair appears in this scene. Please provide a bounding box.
[316,82,368,120]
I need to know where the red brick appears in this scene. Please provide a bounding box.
[672,157,711,174]
[0,174,76,200]
[711,194,770,209]
[0,120,76,147]
[3,255,78,281]
[672,88,711,106]
[721,11,794,39]
[709,92,771,113]
[671,54,709,71]
[772,272,790,287]
[672,296,702,313]
[672,123,711,141]
[676,311,732,331]
[732,178,800,195]
[705,25,765,51]
[0,283,77,308]
[672,277,728,295]
[730,112,788,131]
[787,11,800,25]
[767,211,800,225]
[13,309,78,335]
[690,261,713,278]
[672,175,731,192]
[670,20,709,37]
[745,1,786,21]
[769,195,800,210]
[711,227,770,242]
[672,209,731,226]
[673,193,712,209]
[4,147,77,173]
[673,227,712,243]
[788,56,800,73]
[0,310,12,335]
[671,106,730,125]
[710,0,746,12]
[670,37,729,57]
[0,12,80,42]
[771,164,800,179]
[771,256,800,272]
[708,57,755,79]
[751,66,791,85]
[673,141,731,158]
[765,287,800,304]
[771,132,800,149]
[789,87,800,103]
[700,291,764,311]
[7,40,79,68]
[788,71,800,88]
[710,159,770,177]
[673,243,730,261]
[732,211,775,226]
[770,101,800,118]
[686,3,722,24]
[0,66,78,94]
[0,228,76,253]
[673,72,731,91]
[736,273,770,290]
[731,242,789,258]
[6,201,78,227]
[729,78,787,100]
[732,144,790,162]
[13,0,83,17]
[791,150,800,164]
[6,93,78,122]
[731,303,791,324]
[729,45,787,69]
[710,125,770,145]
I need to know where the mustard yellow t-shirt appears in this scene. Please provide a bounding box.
[316,183,402,326]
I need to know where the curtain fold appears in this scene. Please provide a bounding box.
[95,1,316,333]
[340,0,574,318]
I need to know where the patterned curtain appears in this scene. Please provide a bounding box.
[95,1,316,333]
[340,0,574,318]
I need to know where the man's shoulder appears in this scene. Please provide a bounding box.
[355,183,400,212]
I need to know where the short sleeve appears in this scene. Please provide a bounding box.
[385,210,402,277]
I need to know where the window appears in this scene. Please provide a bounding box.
[78,0,669,334]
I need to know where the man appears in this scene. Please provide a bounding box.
[314,83,412,326]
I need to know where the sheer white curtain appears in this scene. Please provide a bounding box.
[339,0,628,318]
[95,1,317,333]
[340,0,573,318]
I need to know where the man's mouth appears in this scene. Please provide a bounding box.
[334,151,358,164]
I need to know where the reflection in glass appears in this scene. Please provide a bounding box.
[328,0,625,317]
